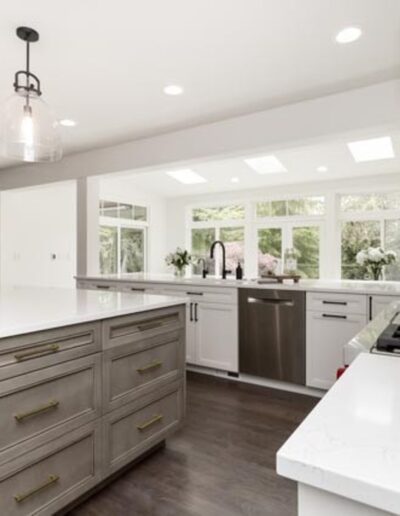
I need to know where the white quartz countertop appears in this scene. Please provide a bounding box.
[76,273,400,296]
[277,352,400,515]
[0,286,186,339]
[347,300,400,358]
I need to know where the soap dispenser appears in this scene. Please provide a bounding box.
[235,261,243,280]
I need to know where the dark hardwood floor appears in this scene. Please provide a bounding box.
[68,372,318,516]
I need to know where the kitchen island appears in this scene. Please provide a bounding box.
[0,286,186,516]
[277,301,400,516]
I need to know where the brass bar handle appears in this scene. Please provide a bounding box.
[14,400,60,422]
[137,321,163,332]
[137,360,162,374]
[14,344,60,362]
[14,474,59,503]
[137,414,163,431]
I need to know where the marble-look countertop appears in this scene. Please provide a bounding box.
[0,286,186,339]
[345,300,400,362]
[277,352,400,515]
[76,273,400,296]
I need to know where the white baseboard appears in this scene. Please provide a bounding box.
[186,365,325,398]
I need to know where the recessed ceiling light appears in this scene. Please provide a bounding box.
[59,119,77,127]
[335,27,362,44]
[316,166,328,173]
[347,136,395,163]
[244,155,288,174]
[166,169,206,184]
[163,84,184,96]
[231,177,240,183]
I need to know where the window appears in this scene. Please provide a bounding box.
[220,227,245,272]
[191,228,216,275]
[99,199,148,274]
[258,228,282,275]
[99,226,118,274]
[120,228,145,273]
[385,220,400,280]
[256,197,324,278]
[340,193,400,280]
[293,226,320,279]
[192,204,245,222]
[190,204,245,276]
[341,193,400,213]
[99,200,148,221]
[256,196,325,218]
[341,221,380,279]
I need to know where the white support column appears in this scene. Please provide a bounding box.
[76,177,99,277]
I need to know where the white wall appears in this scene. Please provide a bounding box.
[0,181,77,287]
[98,175,168,274]
[165,172,400,279]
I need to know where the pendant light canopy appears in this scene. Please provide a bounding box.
[0,27,62,163]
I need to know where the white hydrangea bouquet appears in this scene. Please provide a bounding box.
[165,247,192,277]
[356,247,397,280]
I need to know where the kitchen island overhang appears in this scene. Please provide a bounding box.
[277,301,400,516]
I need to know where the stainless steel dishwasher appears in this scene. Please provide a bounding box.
[239,288,306,385]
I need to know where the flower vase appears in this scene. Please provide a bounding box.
[369,266,382,281]
[174,267,186,278]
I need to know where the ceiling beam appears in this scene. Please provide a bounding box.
[1,79,400,190]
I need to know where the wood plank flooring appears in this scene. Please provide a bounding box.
[68,372,318,516]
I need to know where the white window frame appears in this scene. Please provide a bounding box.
[99,205,149,274]
[338,192,400,280]
[255,218,325,278]
[186,200,247,277]
[186,197,327,279]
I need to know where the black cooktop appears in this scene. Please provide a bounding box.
[377,312,400,352]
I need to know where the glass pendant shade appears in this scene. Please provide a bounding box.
[0,90,62,162]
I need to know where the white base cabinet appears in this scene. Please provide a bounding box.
[78,279,239,374]
[306,292,368,390]
[156,286,239,373]
[306,310,366,389]
[193,301,238,371]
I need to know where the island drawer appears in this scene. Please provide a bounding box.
[0,421,101,516]
[307,292,367,315]
[103,382,184,475]
[103,331,184,412]
[0,322,102,381]
[102,306,185,349]
[0,354,102,463]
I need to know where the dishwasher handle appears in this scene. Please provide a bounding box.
[247,297,294,307]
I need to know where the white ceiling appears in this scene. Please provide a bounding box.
[102,132,400,197]
[1,0,400,169]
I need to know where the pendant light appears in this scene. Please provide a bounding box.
[0,27,62,162]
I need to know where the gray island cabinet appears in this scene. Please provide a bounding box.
[0,287,186,516]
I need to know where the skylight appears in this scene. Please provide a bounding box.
[244,155,288,174]
[166,169,207,184]
[347,137,395,163]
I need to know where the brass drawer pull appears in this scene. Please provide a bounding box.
[14,474,59,503]
[14,344,60,362]
[137,360,162,374]
[137,321,163,332]
[137,414,163,431]
[14,400,60,422]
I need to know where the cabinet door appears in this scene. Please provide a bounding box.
[185,303,196,364]
[306,312,367,390]
[370,295,398,320]
[194,302,238,372]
